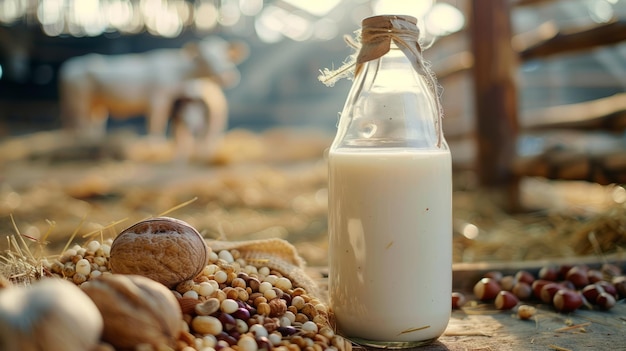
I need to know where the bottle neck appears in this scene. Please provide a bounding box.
[355,30,443,148]
[333,48,446,150]
[328,15,446,151]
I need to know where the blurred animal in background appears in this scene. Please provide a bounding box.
[58,36,248,161]
[170,78,228,162]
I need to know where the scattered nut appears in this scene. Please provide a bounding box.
[517,305,537,320]
[553,289,583,313]
[581,283,604,304]
[514,270,535,285]
[613,276,626,298]
[540,283,562,304]
[538,266,559,281]
[499,275,517,291]
[596,292,616,310]
[483,271,503,282]
[531,279,552,300]
[81,274,183,350]
[473,277,500,301]
[596,280,618,298]
[192,315,223,335]
[586,269,604,283]
[565,266,589,289]
[451,292,466,309]
[109,217,209,288]
[178,297,201,315]
[511,281,532,300]
[195,298,221,316]
[495,291,519,310]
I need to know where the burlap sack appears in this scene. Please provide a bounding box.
[207,238,322,298]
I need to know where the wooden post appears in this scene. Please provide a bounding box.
[470,0,521,211]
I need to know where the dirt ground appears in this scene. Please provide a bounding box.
[1,127,625,267]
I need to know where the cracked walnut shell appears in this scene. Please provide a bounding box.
[110,217,209,288]
[82,274,183,350]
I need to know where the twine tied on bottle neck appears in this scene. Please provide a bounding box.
[318,15,444,148]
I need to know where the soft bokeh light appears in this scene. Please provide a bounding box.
[194,0,219,31]
[0,0,471,41]
[612,186,626,203]
[373,0,434,18]
[37,0,63,26]
[425,2,465,36]
[175,0,193,26]
[106,0,134,30]
[254,4,288,43]
[71,0,107,36]
[239,0,263,17]
[282,12,313,41]
[0,0,26,24]
[588,0,615,23]
[281,0,341,16]
[218,0,241,27]
[370,0,465,48]
[313,18,339,41]
[461,223,479,240]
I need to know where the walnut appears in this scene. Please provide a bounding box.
[109,217,209,288]
[81,274,183,350]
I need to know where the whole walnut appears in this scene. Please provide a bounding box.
[109,217,209,288]
[82,274,183,350]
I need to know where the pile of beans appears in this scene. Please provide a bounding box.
[453,263,626,317]
[44,241,351,351]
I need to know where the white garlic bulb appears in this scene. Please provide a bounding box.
[0,278,103,351]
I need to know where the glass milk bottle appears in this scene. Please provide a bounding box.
[327,15,452,348]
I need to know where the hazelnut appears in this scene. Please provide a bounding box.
[613,276,626,298]
[515,270,535,285]
[540,283,562,304]
[586,269,604,284]
[581,283,604,304]
[109,217,209,288]
[559,280,576,291]
[484,271,503,282]
[511,282,532,301]
[553,290,583,313]
[499,275,517,291]
[500,275,517,291]
[565,266,589,289]
[531,279,552,299]
[558,265,574,280]
[596,292,616,310]
[451,292,466,309]
[268,298,288,317]
[538,266,559,281]
[473,277,500,301]
[495,291,519,310]
[596,280,618,298]
[81,274,183,350]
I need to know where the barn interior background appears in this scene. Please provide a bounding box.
[1,0,626,267]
